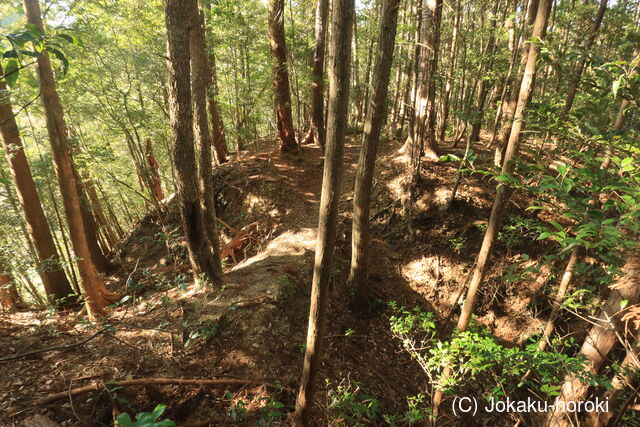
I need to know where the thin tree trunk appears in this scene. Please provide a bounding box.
[562,0,608,115]
[207,50,228,164]
[494,0,539,166]
[190,3,224,283]
[310,0,329,149]
[350,0,400,312]
[82,172,118,250]
[0,65,74,304]
[538,245,583,351]
[432,0,551,418]
[24,0,112,319]
[437,0,461,143]
[70,158,114,273]
[293,0,354,423]
[469,1,500,143]
[268,0,298,153]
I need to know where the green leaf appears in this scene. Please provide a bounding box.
[3,59,19,87]
[47,47,69,75]
[151,404,166,419]
[115,413,134,427]
[620,300,628,309]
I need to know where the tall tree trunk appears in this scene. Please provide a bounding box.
[548,253,640,427]
[487,6,518,148]
[268,0,298,153]
[0,64,74,304]
[202,1,228,164]
[494,0,539,166]
[350,0,400,312]
[412,0,443,160]
[0,259,23,309]
[164,0,221,284]
[310,0,329,149]
[432,0,551,418]
[190,3,224,283]
[469,1,500,143]
[437,0,461,143]
[293,0,354,424]
[24,0,112,319]
[562,0,608,116]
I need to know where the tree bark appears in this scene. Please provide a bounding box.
[310,0,329,149]
[494,0,539,166]
[432,0,551,418]
[437,0,461,143]
[70,158,114,273]
[293,0,354,424]
[412,0,443,160]
[190,3,224,283]
[207,50,228,164]
[538,245,583,351]
[349,0,400,312]
[268,0,298,153]
[0,64,74,304]
[164,0,221,284]
[144,139,165,203]
[0,258,24,309]
[24,0,112,319]
[468,1,500,143]
[548,253,640,427]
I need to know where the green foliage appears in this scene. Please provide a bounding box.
[257,396,286,426]
[116,404,175,427]
[1,23,79,86]
[325,378,379,426]
[388,303,609,401]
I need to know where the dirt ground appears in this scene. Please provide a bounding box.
[0,136,589,426]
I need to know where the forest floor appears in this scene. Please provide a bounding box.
[0,135,585,426]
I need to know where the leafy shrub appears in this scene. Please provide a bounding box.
[116,404,175,427]
[388,303,609,401]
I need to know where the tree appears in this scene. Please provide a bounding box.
[0,63,75,304]
[24,0,113,319]
[437,0,461,142]
[268,0,298,153]
[431,0,552,417]
[562,0,609,116]
[294,0,355,424]
[493,0,539,166]
[190,2,224,283]
[164,0,222,285]
[349,0,401,311]
[309,0,329,150]
[411,0,443,160]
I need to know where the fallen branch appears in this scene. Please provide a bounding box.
[0,324,113,363]
[32,378,256,406]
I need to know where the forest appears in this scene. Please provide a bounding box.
[1,0,639,425]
